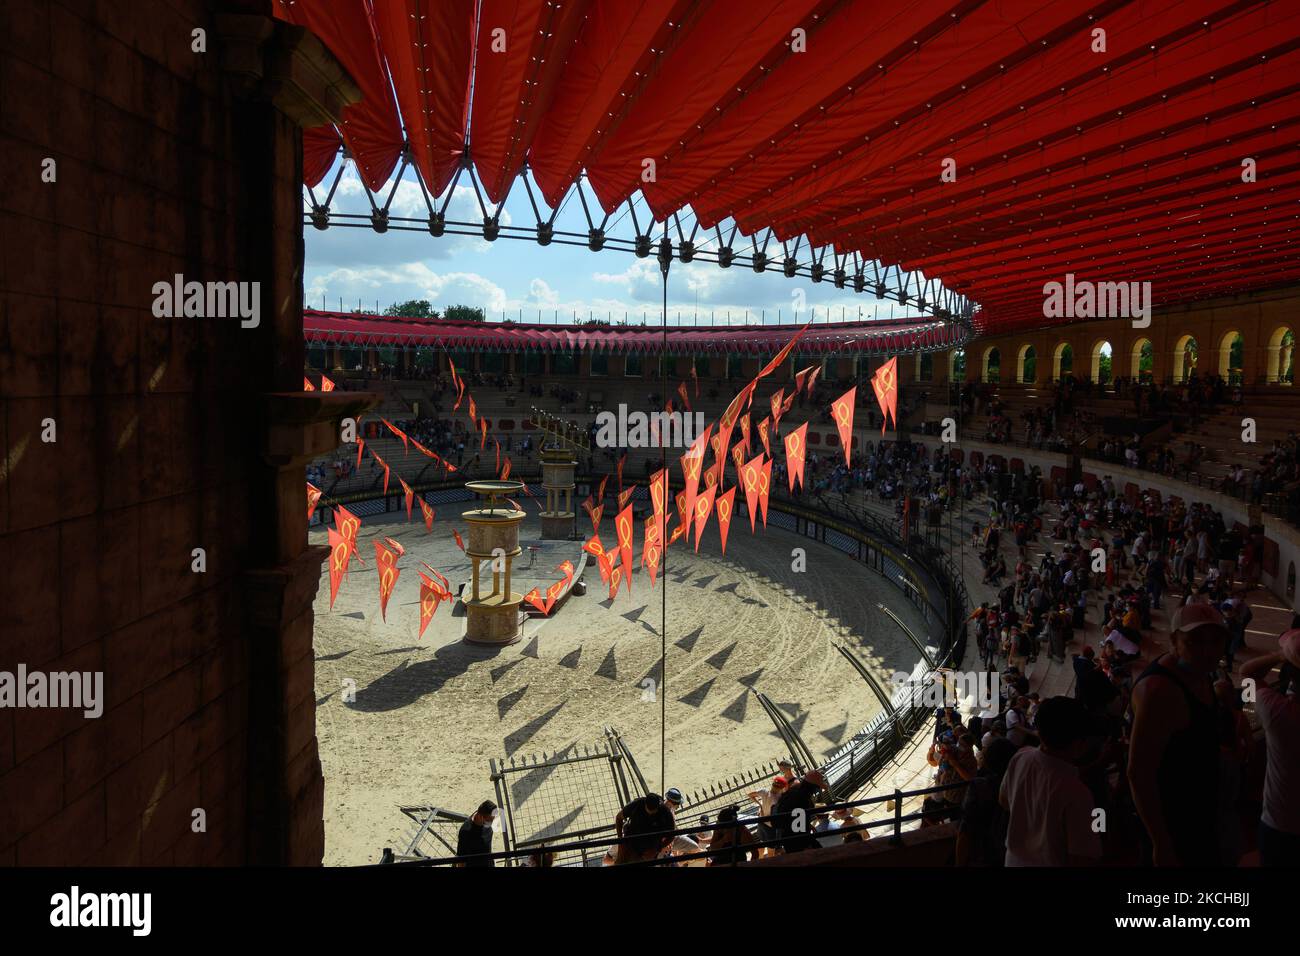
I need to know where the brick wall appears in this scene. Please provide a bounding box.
[1,0,328,865]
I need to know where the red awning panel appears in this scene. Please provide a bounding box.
[303,126,343,188]
[470,0,591,203]
[527,0,692,209]
[273,0,405,191]
[370,0,476,196]
[290,0,1300,336]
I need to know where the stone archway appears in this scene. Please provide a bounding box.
[1267,326,1294,385]
[1217,330,1243,384]
[1173,334,1198,383]
[1052,342,1073,380]
[1016,344,1037,384]
[1090,339,1112,385]
[982,346,1001,383]
[1130,338,1154,382]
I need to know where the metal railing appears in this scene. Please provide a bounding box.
[376,780,967,867]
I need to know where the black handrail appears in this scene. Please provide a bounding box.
[379,780,968,867]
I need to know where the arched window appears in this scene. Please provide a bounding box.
[1090,340,1112,385]
[1217,330,1243,384]
[982,347,1001,383]
[1016,344,1037,384]
[1268,327,1295,385]
[1052,342,1073,380]
[1130,338,1154,382]
[951,349,966,380]
[1173,335,1198,383]
[918,353,934,382]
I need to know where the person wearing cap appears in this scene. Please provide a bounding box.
[1239,631,1300,866]
[455,800,498,867]
[613,792,675,864]
[1128,601,1227,866]
[664,787,683,814]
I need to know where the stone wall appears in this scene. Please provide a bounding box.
[0,0,358,865]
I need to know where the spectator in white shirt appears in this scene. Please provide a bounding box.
[999,696,1103,866]
[1240,633,1300,866]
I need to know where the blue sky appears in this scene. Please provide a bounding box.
[304,157,929,327]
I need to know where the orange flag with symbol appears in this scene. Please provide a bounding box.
[453,530,466,551]
[306,482,323,522]
[383,419,409,454]
[715,486,737,555]
[326,526,352,609]
[757,416,771,457]
[770,388,785,430]
[334,505,365,564]
[759,457,773,527]
[524,587,547,614]
[618,485,636,509]
[371,450,391,495]
[615,503,635,597]
[692,483,716,552]
[871,356,899,435]
[418,496,435,533]
[831,386,856,466]
[680,425,711,528]
[374,538,402,622]
[303,376,315,392]
[741,454,764,532]
[642,517,662,587]
[417,572,445,638]
[754,323,808,381]
[321,374,336,392]
[784,423,808,491]
[399,477,414,521]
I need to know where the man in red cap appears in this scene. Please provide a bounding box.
[1128,601,1227,866]
[1240,630,1300,866]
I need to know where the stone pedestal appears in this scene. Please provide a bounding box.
[462,480,526,646]
[540,452,577,539]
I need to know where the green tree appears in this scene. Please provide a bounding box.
[384,299,438,319]
[444,304,486,322]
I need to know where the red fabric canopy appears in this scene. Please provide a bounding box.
[280,0,1300,336]
[302,309,959,355]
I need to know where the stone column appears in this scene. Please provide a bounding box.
[540,445,578,539]
[462,480,526,645]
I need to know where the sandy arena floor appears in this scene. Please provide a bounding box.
[310,508,927,865]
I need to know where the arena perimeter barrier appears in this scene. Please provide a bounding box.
[378,779,969,867]
[315,474,970,860]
